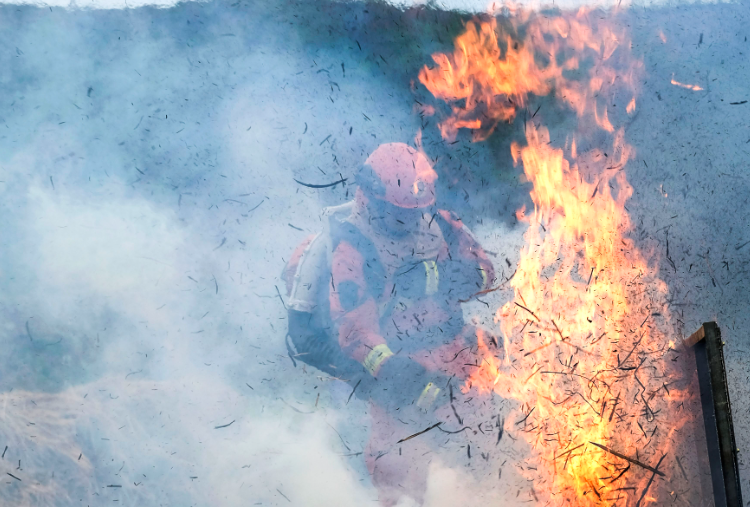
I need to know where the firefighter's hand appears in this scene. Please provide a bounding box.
[369,356,448,415]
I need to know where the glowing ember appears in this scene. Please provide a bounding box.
[421,8,692,506]
[670,74,704,91]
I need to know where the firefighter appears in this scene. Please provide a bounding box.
[283,142,496,506]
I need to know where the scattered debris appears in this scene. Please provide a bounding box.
[293,177,347,189]
[346,379,361,404]
[397,422,442,444]
[590,442,665,476]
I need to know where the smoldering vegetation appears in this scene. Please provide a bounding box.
[0,0,749,505]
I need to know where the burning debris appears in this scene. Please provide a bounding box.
[418,8,709,505]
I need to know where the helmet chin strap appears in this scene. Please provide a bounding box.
[377,219,412,239]
[354,190,414,238]
[367,198,426,240]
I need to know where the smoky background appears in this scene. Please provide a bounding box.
[0,0,749,505]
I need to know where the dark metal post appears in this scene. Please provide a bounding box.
[690,322,743,507]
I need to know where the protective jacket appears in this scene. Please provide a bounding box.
[282,197,495,404]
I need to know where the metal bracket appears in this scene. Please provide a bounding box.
[685,322,743,507]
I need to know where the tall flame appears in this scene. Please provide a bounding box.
[418,12,637,141]
[421,9,691,505]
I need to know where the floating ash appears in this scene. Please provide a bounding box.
[419,8,705,506]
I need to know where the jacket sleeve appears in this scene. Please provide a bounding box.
[438,209,496,292]
[329,240,393,376]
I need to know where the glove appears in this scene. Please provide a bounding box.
[368,355,447,414]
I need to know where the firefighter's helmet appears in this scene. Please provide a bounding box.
[356,143,437,209]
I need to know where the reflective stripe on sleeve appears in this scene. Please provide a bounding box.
[362,344,394,376]
[423,260,439,295]
[479,266,488,289]
[416,382,441,410]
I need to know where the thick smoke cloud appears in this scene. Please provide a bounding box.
[0,2,518,505]
[0,2,381,504]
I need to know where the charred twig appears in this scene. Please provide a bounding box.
[248,199,264,213]
[278,397,314,414]
[554,443,585,460]
[293,177,347,189]
[641,393,655,422]
[562,340,598,357]
[633,356,647,374]
[437,425,471,435]
[589,442,665,476]
[618,331,646,368]
[214,420,235,429]
[609,392,620,422]
[545,393,575,406]
[675,455,688,480]
[515,406,535,426]
[488,334,499,348]
[443,347,470,363]
[276,488,291,503]
[524,365,543,384]
[639,314,650,328]
[609,463,630,483]
[540,371,608,389]
[346,379,361,404]
[326,422,351,451]
[458,270,516,303]
[451,402,463,425]
[635,454,667,507]
[514,302,540,321]
[591,332,607,345]
[397,422,442,443]
[575,392,602,416]
[523,340,556,357]
[551,319,566,341]
[587,479,602,500]
[523,333,597,358]
[274,285,287,310]
[428,212,438,228]
[637,419,649,439]
[563,447,580,470]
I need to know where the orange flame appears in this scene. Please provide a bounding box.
[421,9,691,505]
[418,12,636,141]
[626,97,637,114]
